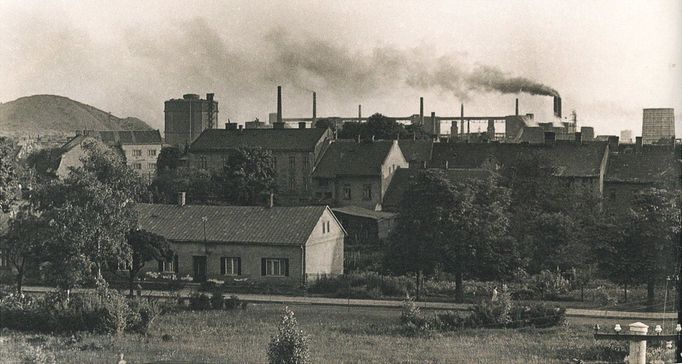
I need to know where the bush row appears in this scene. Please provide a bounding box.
[189,293,248,311]
[0,289,164,335]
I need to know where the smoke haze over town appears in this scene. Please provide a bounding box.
[0,0,680,136]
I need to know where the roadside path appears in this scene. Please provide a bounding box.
[22,286,677,320]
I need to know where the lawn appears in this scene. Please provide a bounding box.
[0,303,676,363]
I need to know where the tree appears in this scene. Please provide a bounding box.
[1,207,49,293]
[31,139,141,289]
[337,113,409,140]
[267,306,310,364]
[156,146,182,173]
[0,137,19,206]
[150,167,218,204]
[123,229,173,296]
[218,147,276,205]
[314,118,336,131]
[384,170,513,302]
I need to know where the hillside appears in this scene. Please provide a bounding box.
[0,95,152,136]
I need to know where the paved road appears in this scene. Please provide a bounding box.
[22,286,677,320]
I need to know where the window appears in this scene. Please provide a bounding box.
[322,221,330,234]
[327,221,330,233]
[158,255,179,273]
[303,156,309,172]
[288,175,296,192]
[362,184,372,200]
[132,149,142,157]
[133,163,142,170]
[289,156,296,170]
[343,184,351,200]
[147,163,156,170]
[147,149,157,157]
[261,258,289,277]
[199,156,208,170]
[220,257,241,276]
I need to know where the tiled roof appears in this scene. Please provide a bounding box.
[382,168,493,211]
[397,140,433,162]
[94,130,162,145]
[332,205,397,221]
[313,140,397,178]
[605,146,680,183]
[137,203,330,245]
[429,141,608,177]
[190,128,329,152]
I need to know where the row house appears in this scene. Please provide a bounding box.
[187,127,333,205]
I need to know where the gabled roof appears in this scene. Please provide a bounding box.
[137,203,340,245]
[312,140,398,178]
[382,168,493,211]
[605,146,680,184]
[190,128,329,152]
[397,140,433,162]
[91,130,162,145]
[429,141,608,178]
[332,205,397,221]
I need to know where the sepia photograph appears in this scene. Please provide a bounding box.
[0,0,680,363]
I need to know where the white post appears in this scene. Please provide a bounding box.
[628,322,648,364]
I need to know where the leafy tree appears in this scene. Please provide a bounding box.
[0,137,19,206]
[218,147,276,205]
[314,118,336,131]
[267,306,310,364]
[31,139,141,289]
[336,121,364,140]
[123,229,173,296]
[150,167,218,204]
[1,207,49,293]
[156,146,182,173]
[385,170,512,302]
[337,113,409,140]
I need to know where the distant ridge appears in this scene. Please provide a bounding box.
[0,95,152,136]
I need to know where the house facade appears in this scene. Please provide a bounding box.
[137,201,345,286]
[311,140,408,210]
[187,127,333,205]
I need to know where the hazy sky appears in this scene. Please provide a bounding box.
[1,0,680,136]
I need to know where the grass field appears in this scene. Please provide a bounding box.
[0,303,677,363]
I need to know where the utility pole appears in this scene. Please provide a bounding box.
[677,233,681,361]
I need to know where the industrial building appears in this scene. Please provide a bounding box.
[164,93,219,149]
[641,108,675,144]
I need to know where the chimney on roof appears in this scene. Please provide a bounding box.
[206,93,214,101]
[419,97,424,126]
[553,96,562,118]
[276,86,282,124]
[312,92,317,122]
[515,98,519,116]
[238,125,243,130]
[178,192,186,207]
[575,132,582,143]
[298,122,306,129]
[607,135,619,153]
[635,136,642,153]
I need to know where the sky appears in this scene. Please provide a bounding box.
[0,0,680,137]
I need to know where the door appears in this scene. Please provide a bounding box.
[192,256,207,282]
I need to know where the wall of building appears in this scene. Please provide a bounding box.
[305,209,345,280]
[121,144,161,182]
[142,240,304,286]
[56,141,88,179]
[332,176,383,210]
[380,143,409,198]
[642,108,675,144]
[164,98,219,149]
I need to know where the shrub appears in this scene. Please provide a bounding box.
[592,287,618,306]
[210,292,225,310]
[466,287,512,328]
[267,306,310,364]
[399,297,429,335]
[431,311,465,331]
[96,289,131,335]
[225,295,243,310]
[508,303,566,328]
[532,269,570,300]
[127,298,163,334]
[189,293,211,311]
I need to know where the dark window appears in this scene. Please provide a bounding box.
[261,258,289,277]
[318,179,329,187]
[289,156,296,170]
[158,255,179,273]
[289,175,296,192]
[220,257,241,276]
[362,184,372,200]
[199,156,208,169]
[343,184,351,200]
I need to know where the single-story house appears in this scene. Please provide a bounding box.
[332,205,397,246]
[137,199,346,286]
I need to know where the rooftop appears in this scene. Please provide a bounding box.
[397,139,433,162]
[190,128,330,152]
[605,145,680,184]
[137,203,333,245]
[332,205,397,221]
[312,140,398,178]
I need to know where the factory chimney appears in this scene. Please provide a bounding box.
[553,96,562,118]
[312,92,317,122]
[431,112,437,136]
[277,86,282,124]
[358,104,362,121]
[419,97,424,126]
[515,98,519,116]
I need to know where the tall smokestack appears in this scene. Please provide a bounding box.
[431,112,437,136]
[277,86,282,123]
[358,104,362,121]
[419,97,424,126]
[312,92,317,122]
[515,98,519,116]
[460,103,464,136]
[553,96,562,118]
